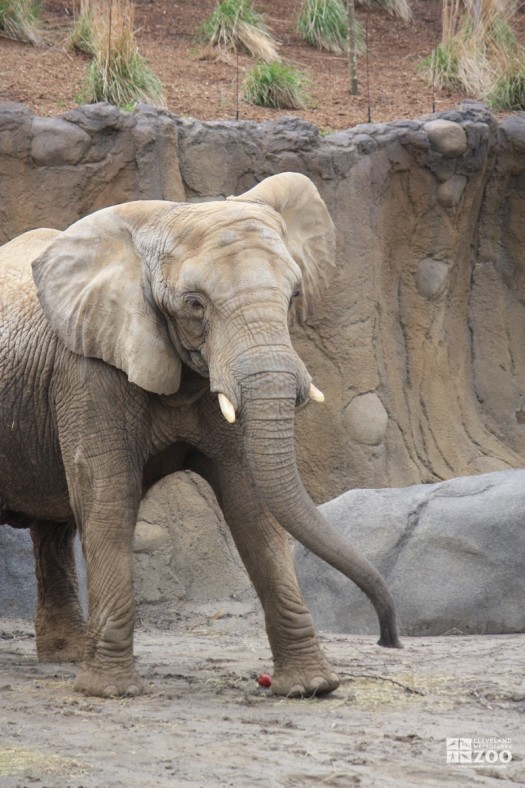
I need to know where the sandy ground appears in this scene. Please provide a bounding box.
[0,607,523,787]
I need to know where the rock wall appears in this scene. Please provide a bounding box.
[1,100,524,503]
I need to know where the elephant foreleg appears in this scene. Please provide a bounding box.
[70,494,142,698]
[30,520,85,663]
[197,457,340,697]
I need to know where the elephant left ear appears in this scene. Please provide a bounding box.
[228,172,335,321]
[32,201,182,396]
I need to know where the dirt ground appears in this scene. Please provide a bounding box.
[0,0,511,129]
[0,605,523,787]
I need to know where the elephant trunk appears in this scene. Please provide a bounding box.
[239,365,401,649]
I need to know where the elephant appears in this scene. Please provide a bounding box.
[0,172,401,698]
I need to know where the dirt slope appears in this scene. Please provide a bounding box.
[0,0,471,128]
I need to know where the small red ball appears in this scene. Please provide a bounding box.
[257,673,272,687]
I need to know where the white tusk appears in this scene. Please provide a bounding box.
[309,383,325,403]
[218,393,236,424]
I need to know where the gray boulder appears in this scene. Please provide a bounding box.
[295,469,525,637]
[133,471,253,607]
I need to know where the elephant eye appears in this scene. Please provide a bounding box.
[289,288,301,307]
[184,294,205,316]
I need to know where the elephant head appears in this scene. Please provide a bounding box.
[32,172,400,648]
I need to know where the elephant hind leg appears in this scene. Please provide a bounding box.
[30,520,86,663]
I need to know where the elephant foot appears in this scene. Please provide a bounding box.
[271,660,340,698]
[36,633,85,664]
[73,665,144,698]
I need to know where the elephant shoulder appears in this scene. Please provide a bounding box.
[0,228,60,294]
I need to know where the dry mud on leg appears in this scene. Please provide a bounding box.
[0,617,524,786]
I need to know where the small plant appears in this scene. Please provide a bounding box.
[0,0,43,44]
[242,61,312,109]
[78,0,165,109]
[297,0,348,54]
[196,0,279,62]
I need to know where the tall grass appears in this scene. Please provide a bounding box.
[68,0,95,54]
[423,0,525,108]
[78,0,165,109]
[487,43,525,109]
[242,61,312,109]
[197,0,280,62]
[0,0,42,44]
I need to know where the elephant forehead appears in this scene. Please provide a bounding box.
[177,244,298,295]
[170,201,286,248]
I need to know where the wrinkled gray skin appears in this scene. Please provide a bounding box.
[0,173,400,699]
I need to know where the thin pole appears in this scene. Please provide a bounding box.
[431,45,436,113]
[236,48,240,121]
[347,0,359,96]
[366,9,371,122]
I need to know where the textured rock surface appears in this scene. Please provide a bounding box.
[0,102,184,244]
[295,470,525,636]
[132,471,253,606]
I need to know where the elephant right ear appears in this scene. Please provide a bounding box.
[32,201,182,395]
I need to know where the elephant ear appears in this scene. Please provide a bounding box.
[228,172,335,322]
[32,201,182,395]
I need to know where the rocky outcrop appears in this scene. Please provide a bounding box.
[132,471,253,606]
[2,100,524,501]
[295,469,525,636]
[0,102,185,243]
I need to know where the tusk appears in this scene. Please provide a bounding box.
[309,383,325,403]
[218,393,236,424]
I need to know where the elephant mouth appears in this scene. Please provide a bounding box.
[187,349,209,376]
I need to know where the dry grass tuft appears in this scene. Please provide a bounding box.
[0,0,43,45]
[78,0,165,109]
[196,0,280,62]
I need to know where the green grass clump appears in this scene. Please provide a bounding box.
[487,49,525,110]
[78,0,165,109]
[242,61,312,109]
[0,0,42,44]
[297,0,348,54]
[197,0,279,61]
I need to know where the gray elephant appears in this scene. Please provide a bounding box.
[0,172,400,698]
